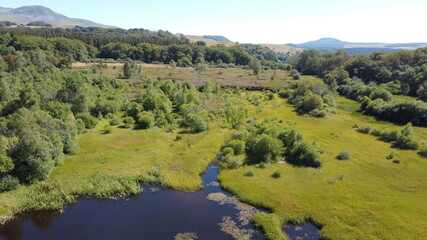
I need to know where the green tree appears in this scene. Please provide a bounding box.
[123,61,136,79]
[248,58,261,75]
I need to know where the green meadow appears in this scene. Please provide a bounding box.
[219,95,427,240]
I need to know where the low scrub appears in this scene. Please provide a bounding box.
[354,123,421,150]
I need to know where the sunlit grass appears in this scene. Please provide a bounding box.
[219,96,427,239]
[0,121,228,216]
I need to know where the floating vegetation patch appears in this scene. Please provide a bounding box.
[207,192,259,225]
[174,232,199,240]
[206,181,220,187]
[219,216,255,240]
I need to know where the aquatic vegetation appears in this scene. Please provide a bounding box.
[219,216,255,240]
[174,232,199,240]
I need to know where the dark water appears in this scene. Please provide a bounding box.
[0,166,264,240]
[0,165,320,240]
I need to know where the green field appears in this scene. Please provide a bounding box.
[219,96,427,240]
[72,62,314,89]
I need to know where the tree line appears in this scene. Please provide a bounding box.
[292,48,427,126]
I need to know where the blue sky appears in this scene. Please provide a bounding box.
[2,0,427,44]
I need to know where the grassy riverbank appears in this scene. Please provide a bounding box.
[219,96,427,240]
[0,121,228,217]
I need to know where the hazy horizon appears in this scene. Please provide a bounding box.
[1,0,427,44]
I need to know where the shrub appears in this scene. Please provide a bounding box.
[76,113,99,129]
[248,135,283,163]
[287,141,322,168]
[393,136,420,150]
[299,94,323,113]
[393,159,400,164]
[0,176,19,192]
[109,117,120,126]
[186,113,209,133]
[272,170,281,178]
[278,89,294,99]
[418,147,427,158]
[222,147,235,155]
[137,111,155,129]
[244,171,254,177]
[356,125,372,134]
[386,152,397,159]
[336,150,351,160]
[225,139,246,155]
[219,153,240,169]
[102,126,112,134]
[309,109,326,118]
[175,135,182,141]
[123,116,135,128]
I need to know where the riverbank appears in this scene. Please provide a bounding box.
[0,121,229,218]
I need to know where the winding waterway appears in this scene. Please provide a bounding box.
[0,165,319,240]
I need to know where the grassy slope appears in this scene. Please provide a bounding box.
[219,96,427,240]
[0,121,228,216]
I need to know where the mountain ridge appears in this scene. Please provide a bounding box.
[0,5,116,28]
[287,37,427,51]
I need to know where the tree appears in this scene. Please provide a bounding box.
[248,58,261,75]
[249,135,283,163]
[123,61,136,79]
[299,94,323,113]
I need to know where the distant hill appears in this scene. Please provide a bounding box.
[202,35,231,42]
[0,5,116,28]
[288,38,427,54]
[186,35,301,55]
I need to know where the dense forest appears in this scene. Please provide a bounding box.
[0,26,287,69]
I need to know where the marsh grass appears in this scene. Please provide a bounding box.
[220,96,427,240]
[0,121,228,217]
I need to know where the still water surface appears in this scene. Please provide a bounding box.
[0,165,319,240]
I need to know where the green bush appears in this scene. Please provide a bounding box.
[0,176,19,192]
[137,111,155,129]
[76,113,99,129]
[123,116,135,128]
[287,141,322,168]
[222,147,235,155]
[272,170,281,178]
[244,171,254,177]
[102,126,112,134]
[109,117,120,126]
[336,150,351,160]
[219,153,240,169]
[225,139,246,155]
[248,135,283,163]
[186,113,209,133]
[393,159,400,164]
[418,147,427,158]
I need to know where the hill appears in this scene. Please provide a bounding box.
[0,5,115,28]
[186,35,301,54]
[288,37,427,54]
[202,35,231,42]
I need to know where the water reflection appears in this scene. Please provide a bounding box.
[0,166,264,240]
[0,165,320,240]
